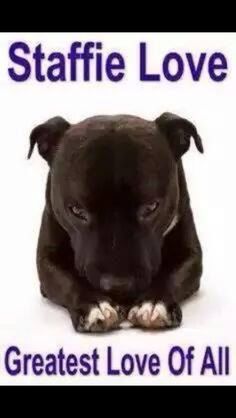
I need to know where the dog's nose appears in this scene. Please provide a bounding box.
[100,275,134,293]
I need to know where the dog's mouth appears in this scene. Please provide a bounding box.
[83,269,152,303]
[75,264,155,303]
[99,274,135,292]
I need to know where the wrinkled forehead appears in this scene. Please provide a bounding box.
[55,116,173,207]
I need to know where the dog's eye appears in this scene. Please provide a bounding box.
[138,201,160,221]
[69,205,90,223]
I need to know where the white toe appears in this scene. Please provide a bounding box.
[128,306,139,321]
[99,301,116,319]
[85,307,105,330]
[137,302,153,319]
[151,302,168,322]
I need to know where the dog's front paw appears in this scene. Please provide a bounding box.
[70,301,125,333]
[128,301,182,329]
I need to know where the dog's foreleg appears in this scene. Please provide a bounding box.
[37,208,124,332]
[128,207,202,329]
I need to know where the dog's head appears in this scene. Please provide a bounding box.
[29,113,203,301]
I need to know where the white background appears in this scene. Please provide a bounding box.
[0,33,235,385]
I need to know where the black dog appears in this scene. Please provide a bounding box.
[28,113,203,332]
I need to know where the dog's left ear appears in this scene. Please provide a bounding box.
[155,112,204,160]
[28,116,70,164]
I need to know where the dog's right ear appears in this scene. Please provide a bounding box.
[155,112,203,160]
[28,116,70,164]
